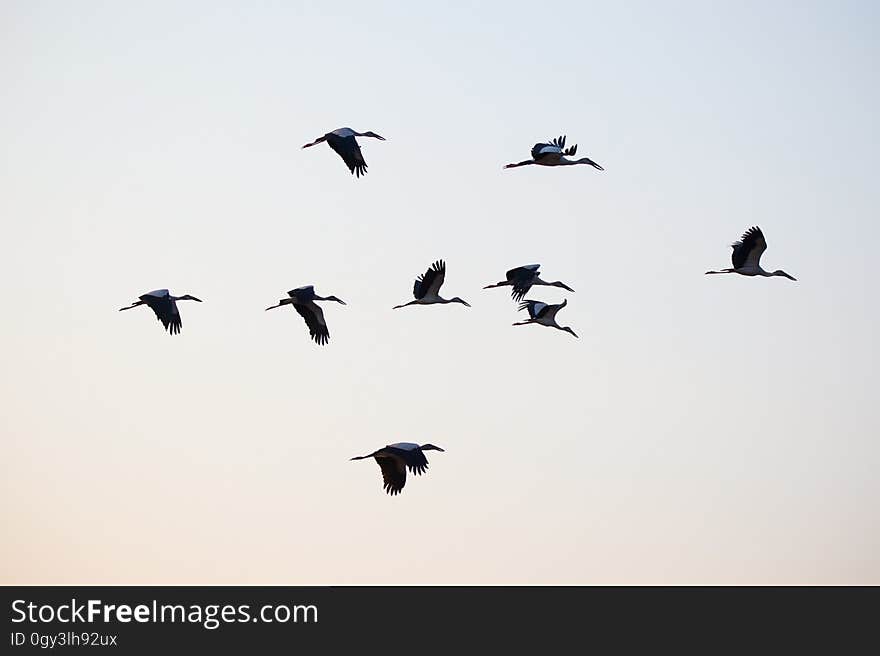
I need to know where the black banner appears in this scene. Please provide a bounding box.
[1,586,875,652]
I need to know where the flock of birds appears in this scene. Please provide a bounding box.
[118,127,797,495]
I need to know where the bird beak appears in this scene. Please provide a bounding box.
[462,301,471,307]
[562,284,575,292]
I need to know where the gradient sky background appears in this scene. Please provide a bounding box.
[2,1,878,584]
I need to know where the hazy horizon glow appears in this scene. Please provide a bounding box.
[1,0,878,584]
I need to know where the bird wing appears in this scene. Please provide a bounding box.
[293,301,330,345]
[386,446,429,476]
[413,260,446,299]
[505,264,539,281]
[542,303,563,320]
[141,293,181,335]
[731,226,767,269]
[327,134,368,177]
[518,300,547,320]
[288,285,315,300]
[531,142,562,161]
[375,455,407,495]
[506,265,539,301]
[548,135,579,157]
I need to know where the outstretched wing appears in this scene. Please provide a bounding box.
[518,300,548,320]
[506,264,539,281]
[731,226,767,269]
[141,293,181,335]
[327,134,368,177]
[293,301,329,345]
[413,260,446,299]
[386,446,429,476]
[506,264,540,301]
[375,455,407,495]
[531,139,563,161]
[288,285,315,301]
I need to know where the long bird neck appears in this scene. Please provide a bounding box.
[534,277,565,287]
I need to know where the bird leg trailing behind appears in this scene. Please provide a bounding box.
[118,300,144,311]
[704,269,735,275]
[265,298,295,311]
[503,160,536,169]
[301,136,327,148]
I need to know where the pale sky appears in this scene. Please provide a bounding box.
[1,0,878,584]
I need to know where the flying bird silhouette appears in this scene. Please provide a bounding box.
[266,285,346,345]
[351,443,445,495]
[484,264,574,302]
[504,135,603,170]
[513,299,578,338]
[119,289,202,335]
[302,127,386,177]
[705,226,796,280]
[393,260,471,309]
